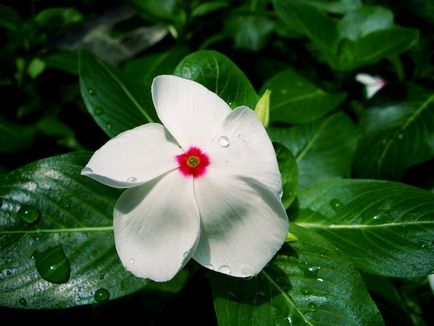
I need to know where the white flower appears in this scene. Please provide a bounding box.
[355,73,386,98]
[82,75,288,282]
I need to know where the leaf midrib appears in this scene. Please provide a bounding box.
[96,58,154,123]
[297,221,433,230]
[377,93,434,170]
[262,271,313,325]
[0,226,113,235]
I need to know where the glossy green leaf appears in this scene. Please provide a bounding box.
[354,86,434,179]
[295,179,434,277]
[336,27,419,71]
[124,46,188,90]
[0,4,21,30]
[274,144,298,208]
[35,7,83,30]
[338,6,394,41]
[192,1,228,17]
[262,69,346,124]
[211,224,383,326]
[43,51,78,75]
[269,113,357,190]
[174,50,257,109]
[0,152,187,308]
[273,0,339,55]
[304,0,362,14]
[224,15,274,52]
[0,118,35,153]
[79,51,157,138]
[129,0,185,26]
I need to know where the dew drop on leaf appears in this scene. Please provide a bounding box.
[17,204,40,224]
[94,288,110,302]
[88,88,96,96]
[307,302,317,312]
[330,198,344,212]
[301,288,312,295]
[218,136,230,147]
[218,265,231,274]
[94,107,104,116]
[370,212,393,224]
[19,297,27,306]
[34,245,70,284]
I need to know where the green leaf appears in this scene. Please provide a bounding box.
[42,51,79,75]
[174,50,257,109]
[336,27,419,71]
[0,4,21,30]
[273,0,339,55]
[338,6,394,41]
[79,51,157,138]
[269,113,357,190]
[191,1,229,17]
[0,152,187,308]
[304,0,362,14]
[211,224,383,326]
[274,144,298,208]
[35,7,83,30]
[0,117,35,153]
[129,0,186,26]
[123,46,188,91]
[27,58,46,79]
[295,179,434,277]
[354,86,434,179]
[224,14,274,52]
[262,69,346,124]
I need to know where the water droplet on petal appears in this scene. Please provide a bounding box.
[240,265,254,278]
[205,263,213,270]
[126,177,137,182]
[183,251,189,258]
[219,265,231,274]
[94,288,110,302]
[307,302,317,312]
[17,204,40,224]
[34,245,70,284]
[218,136,230,148]
[19,297,27,306]
[129,258,135,264]
[82,167,93,174]
[225,161,231,166]
[301,288,312,295]
[330,198,344,212]
[237,134,246,142]
[88,88,96,96]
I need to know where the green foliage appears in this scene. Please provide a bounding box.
[1,0,433,323]
[211,224,383,325]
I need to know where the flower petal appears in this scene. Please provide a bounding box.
[193,172,288,277]
[114,172,200,282]
[205,106,282,197]
[82,123,182,188]
[152,75,231,150]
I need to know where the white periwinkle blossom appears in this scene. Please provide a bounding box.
[355,73,386,99]
[81,75,288,282]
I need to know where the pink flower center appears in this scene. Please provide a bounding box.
[176,147,210,177]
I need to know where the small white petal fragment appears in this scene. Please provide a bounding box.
[114,172,200,282]
[255,89,271,128]
[81,123,181,188]
[193,172,288,277]
[355,73,386,99]
[152,75,232,150]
